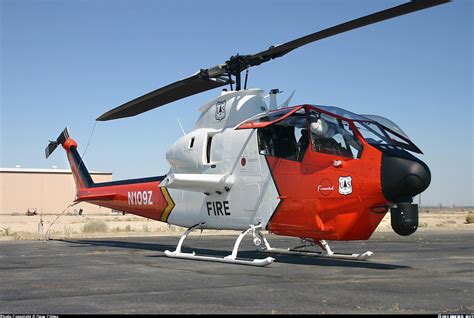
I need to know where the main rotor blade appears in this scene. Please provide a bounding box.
[97,0,449,121]
[96,73,230,121]
[245,0,450,67]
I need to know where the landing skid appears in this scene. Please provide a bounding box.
[253,231,373,261]
[164,224,275,267]
[263,247,373,261]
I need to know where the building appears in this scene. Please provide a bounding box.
[0,168,113,216]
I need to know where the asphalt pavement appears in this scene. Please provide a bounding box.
[0,231,473,314]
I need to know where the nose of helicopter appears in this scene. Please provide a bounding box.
[380,148,431,236]
[381,152,431,203]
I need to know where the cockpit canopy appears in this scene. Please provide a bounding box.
[238,104,422,156]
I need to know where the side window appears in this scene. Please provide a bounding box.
[309,110,362,159]
[257,108,308,161]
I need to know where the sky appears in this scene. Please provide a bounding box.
[1,0,472,206]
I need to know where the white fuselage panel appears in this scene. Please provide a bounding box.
[165,89,280,230]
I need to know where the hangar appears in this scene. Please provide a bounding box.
[0,168,112,216]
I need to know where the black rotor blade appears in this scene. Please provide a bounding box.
[245,0,450,68]
[97,0,449,121]
[97,73,230,121]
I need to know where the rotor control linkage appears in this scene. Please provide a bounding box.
[253,231,373,261]
[164,223,275,266]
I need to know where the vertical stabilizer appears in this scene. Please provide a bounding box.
[45,127,94,190]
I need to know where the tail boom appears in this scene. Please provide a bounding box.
[46,128,174,222]
[75,181,174,222]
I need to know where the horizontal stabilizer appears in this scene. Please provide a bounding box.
[75,193,117,202]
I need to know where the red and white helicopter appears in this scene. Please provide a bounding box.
[46,1,447,266]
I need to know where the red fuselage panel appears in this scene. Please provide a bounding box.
[76,182,174,222]
[266,144,388,240]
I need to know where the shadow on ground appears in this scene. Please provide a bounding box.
[59,238,410,270]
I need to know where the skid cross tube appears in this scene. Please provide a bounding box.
[164,224,275,266]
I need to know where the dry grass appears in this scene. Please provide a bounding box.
[443,220,456,225]
[466,212,474,224]
[1,210,472,241]
[82,220,108,233]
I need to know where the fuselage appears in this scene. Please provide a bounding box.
[63,89,430,241]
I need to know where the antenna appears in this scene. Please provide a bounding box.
[177,117,186,136]
[279,90,296,109]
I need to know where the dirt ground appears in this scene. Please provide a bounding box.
[1,208,472,241]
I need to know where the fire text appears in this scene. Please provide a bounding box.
[206,201,230,216]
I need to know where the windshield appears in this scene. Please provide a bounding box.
[312,105,421,154]
[361,114,410,140]
[353,120,422,153]
[354,121,391,145]
[239,104,422,154]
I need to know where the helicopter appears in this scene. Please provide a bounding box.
[46,0,447,266]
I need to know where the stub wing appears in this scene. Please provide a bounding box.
[160,173,235,194]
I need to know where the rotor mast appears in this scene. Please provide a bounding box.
[222,54,253,91]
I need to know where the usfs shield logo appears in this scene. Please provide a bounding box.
[215,100,226,121]
[338,176,352,195]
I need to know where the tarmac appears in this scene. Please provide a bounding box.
[0,230,473,314]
